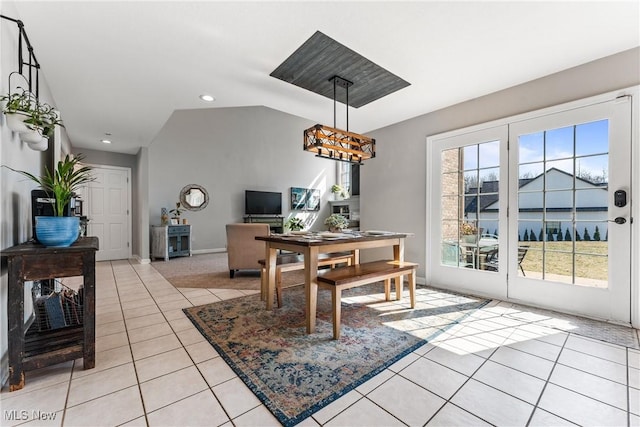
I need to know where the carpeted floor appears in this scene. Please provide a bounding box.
[184,282,489,426]
[152,252,305,290]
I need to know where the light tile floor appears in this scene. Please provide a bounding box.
[2,260,639,427]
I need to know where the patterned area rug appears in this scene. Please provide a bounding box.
[152,252,304,290]
[184,282,489,426]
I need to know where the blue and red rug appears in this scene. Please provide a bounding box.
[184,283,488,426]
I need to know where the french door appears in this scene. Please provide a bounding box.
[429,96,632,323]
[508,97,631,322]
[429,126,509,300]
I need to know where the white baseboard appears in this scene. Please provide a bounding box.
[131,255,151,264]
[191,248,227,255]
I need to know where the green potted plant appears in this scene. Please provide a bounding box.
[1,87,38,134]
[1,87,65,149]
[285,217,305,232]
[331,184,348,200]
[324,213,349,232]
[460,222,478,243]
[5,154,94,247]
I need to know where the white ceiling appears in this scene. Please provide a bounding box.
[8,1,640,155]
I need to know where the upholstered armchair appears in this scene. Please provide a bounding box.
[225,223,270,278]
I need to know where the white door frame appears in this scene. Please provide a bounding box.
[426,86,639,328]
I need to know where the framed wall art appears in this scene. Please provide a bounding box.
[290,187,307,210]
[290,187,320,211]
[305,189,320,211]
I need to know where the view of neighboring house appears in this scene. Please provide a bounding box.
[465,168,608,241]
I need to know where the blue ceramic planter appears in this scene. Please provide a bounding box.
[35,216,80,247]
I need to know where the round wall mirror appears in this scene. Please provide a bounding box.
[180,184,209,211]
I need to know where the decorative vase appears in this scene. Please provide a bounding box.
[161,208,169,225]
[35,216,80,247]
[329,227,344,233]
[4,111,32,134]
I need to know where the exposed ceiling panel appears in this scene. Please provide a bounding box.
[270,31,410,108]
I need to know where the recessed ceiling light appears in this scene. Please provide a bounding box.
[101,139,112,144]
[199,94,215,102]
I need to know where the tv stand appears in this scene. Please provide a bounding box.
[244,215,284,233]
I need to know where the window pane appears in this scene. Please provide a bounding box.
[519,132,544,163]
[519,221,542,242]
[463,145,477,170]
[519,191,543,212]
[575,222,607,252]
[544,251,573,284]
[464,170,478,193]
[441,241,461,267]
[545,126,574,160]
[441,196,459,220]
[575,253,607,286]
[545,190,573,220]
[478,140,500,168]
[574,221,600,244]
[576,119,608,157]
[441,220,459,241]
[519,162,544,181]
[479,168,500,192]
[575,188,607,220]
[546,159,574,186]
[576,154,608,186]
[441,172,460,195]
[441,148,460,173]
[521,247,542,278]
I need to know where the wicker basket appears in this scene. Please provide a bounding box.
[31,280,84,332]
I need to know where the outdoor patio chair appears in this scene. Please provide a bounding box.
[441,241,473,268]
[485,245,529,276]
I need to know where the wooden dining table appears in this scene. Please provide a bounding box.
[256,231,410,334]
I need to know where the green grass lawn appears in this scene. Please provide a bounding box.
[520,241,608,281]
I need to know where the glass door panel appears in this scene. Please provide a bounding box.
[430,126,508,299]
[509,98,631,323]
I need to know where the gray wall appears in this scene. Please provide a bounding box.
[0,2,68,385]
[362,47,640,277]
[148,105,338,252]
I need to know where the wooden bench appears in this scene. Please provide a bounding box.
[316,260,418,339]
[259,252,354,307]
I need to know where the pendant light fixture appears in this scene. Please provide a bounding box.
[303,76,375,164]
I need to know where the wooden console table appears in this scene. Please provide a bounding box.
[1,237,99,391]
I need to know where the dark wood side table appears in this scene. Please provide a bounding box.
[1,237,99,391]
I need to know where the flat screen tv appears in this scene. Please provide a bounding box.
[245,190,282,215]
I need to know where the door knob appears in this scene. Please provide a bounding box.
[614,217,626,224]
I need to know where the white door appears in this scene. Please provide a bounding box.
[84,166,131,261]
[429,125,509,300]
[429,95,632,323]
[508,97,631,323]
